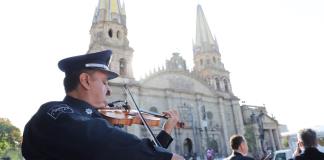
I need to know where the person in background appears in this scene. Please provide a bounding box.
[206,148,215,160]
[293,128,324,160]
[226,135,254,160]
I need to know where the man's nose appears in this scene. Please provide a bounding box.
[106,85,112,96]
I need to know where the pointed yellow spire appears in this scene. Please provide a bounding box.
[93,0,124,24]
[110,0,119,13]
[99,0,106,10]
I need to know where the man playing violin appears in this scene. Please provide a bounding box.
[22,50,184,160]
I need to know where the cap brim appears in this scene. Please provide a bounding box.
[107,70,119,80]
[97,68,119,80]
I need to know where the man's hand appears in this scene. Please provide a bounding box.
[171,153,184,160]
[293,142,302,157]
[162,109,180,135]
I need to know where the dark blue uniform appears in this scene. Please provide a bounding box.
[294,148,324,160]
[22,96,173,160]
[226,152,255,160]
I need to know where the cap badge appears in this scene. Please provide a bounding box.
[85,108,93,115]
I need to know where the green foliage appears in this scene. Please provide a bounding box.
[282,136,289,148]
[244,125,257,151]
[0,118,22,158]
[319,137,324,146]
[2,148,23,160]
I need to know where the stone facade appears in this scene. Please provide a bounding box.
[107,65,242,157]
[88,0,134,80]
[85,0,281,158]
[241,105,282,158]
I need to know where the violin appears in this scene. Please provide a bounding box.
[98,102,185,128]
[101,84,183,147]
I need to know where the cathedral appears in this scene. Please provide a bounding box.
[86,0,282,158]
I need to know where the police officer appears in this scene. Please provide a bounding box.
[22,50,184,160]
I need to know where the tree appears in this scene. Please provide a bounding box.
[0,118,22,156]
[244,125,257,153]
[282,136,289,148]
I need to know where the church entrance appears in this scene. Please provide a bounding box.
[208,139,219,154]
[183,138,193,158]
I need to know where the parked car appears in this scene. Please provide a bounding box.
[271,149,293,160]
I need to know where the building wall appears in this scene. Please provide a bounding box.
[241,105,282,158]
[88,1,278,158]
[106,70,245,157]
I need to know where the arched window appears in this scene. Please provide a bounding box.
[215,78,220,90]
[183,138,193,156]
[213,57,216,63]
[208,139,219,153]
[108,29,113,38]
[224,79,229,92]
[119,58,127,76]
[117,30,122,40]
[200,59,203,65]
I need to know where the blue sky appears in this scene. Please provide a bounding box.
[0,0,323,132]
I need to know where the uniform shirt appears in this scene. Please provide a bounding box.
[22,96,173,160]
[225,151,255,160]
[294,147,324,160]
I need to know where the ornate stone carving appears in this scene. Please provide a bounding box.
[168,76,194,92]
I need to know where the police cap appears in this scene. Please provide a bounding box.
[58,50,118,80]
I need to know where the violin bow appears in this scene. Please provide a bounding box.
[122,84,162,147]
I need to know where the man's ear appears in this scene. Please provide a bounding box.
[79,73,91,90]
[238,143,244,152]
[238,143,242,150]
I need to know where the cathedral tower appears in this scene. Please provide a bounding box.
[193,5,232,93]
[88,0,134,80]
[193,5,245,151]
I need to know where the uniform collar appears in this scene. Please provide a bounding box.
[63,96,102,117]
[233,151,243,157]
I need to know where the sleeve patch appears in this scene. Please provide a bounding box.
[47,104,74,120]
